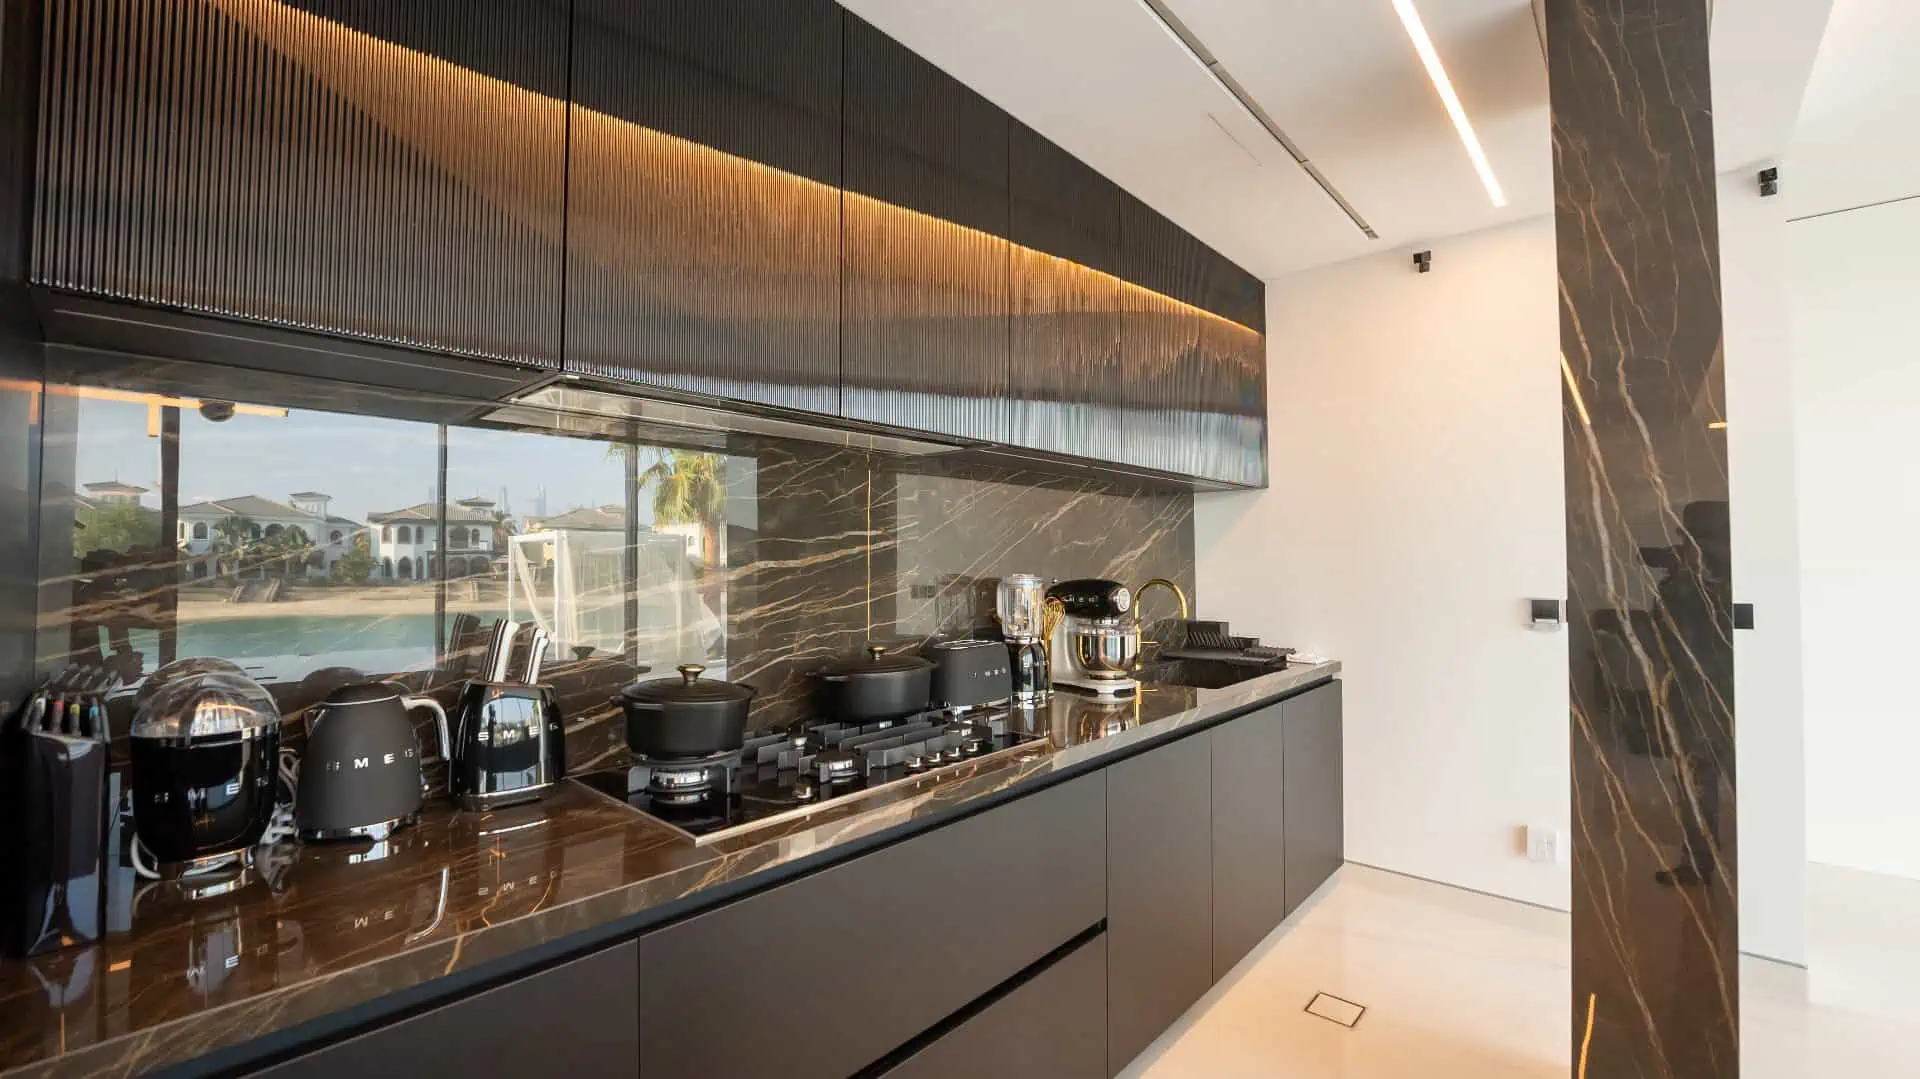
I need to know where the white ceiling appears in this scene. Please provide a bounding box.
[1783,0,1920,217]
[841,0,1834,280]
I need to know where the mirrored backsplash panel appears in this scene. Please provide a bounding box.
[23,350,1194,759]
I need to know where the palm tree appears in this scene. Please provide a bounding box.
[267,525,317,579]
[641,450,726,567]
[212,515,257,577]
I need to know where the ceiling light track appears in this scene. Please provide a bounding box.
[1135,0,1379,240]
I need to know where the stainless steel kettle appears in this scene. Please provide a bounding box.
[295,683,448,842]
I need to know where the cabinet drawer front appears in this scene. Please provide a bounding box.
[252,943,638,1078]
[639,776,1104,1079]
[1106,732,1214,1073]
[882,933,1107,1079]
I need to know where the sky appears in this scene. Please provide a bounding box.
[70,396,655,526]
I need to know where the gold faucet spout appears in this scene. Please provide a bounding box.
[1136,578,1190,622]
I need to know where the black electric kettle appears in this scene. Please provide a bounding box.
[295,683,449,842]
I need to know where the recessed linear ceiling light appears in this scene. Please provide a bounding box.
[1392,0,1508,208]
[1133,0,1378,240]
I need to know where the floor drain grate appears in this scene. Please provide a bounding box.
[1305,992,1366,1028]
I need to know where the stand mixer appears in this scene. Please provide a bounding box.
[1046,579,1141,696]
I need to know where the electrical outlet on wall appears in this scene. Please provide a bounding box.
[1525,824,1568,865]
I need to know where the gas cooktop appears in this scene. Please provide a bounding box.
[574,710,1049,844]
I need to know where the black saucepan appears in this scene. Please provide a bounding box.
[615,665,755,760]
[817,645,934,723]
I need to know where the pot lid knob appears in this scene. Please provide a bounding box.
[866,644,886,662]
[677,663,706,684]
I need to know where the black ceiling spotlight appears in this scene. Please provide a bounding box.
[1413,250,1433,274]
[1759,167,1780,198]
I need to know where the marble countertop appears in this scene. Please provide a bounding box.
[0,660,1338,1079]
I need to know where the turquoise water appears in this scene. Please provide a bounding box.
[175,612,444,658]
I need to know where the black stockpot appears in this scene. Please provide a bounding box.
[817,645,933,723]
[616,665,755,760]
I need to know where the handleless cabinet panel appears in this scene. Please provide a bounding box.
[638,774,1105,1079]
[881,932,1107,1079]
[565,0,842,412]
[1007,122,1122,458]
[1106,732,1213,1075]
[840,15,1011,441]
[32,0,569,366]
[1283,681,1345,913]
[250,942,638,1079]
[1116,194,1266,486]
[1211,703,1288,980]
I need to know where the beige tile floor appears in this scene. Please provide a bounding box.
[1120,863,1920,1078]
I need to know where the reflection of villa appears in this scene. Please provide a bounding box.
[367,496,497,580]
[81,480,148,506]
[175,492,366,578]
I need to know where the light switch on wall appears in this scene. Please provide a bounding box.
[1525,824,1568,865]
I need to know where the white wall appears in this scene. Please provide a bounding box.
[1721,174,1810,966]
[1195,216,1573,911]
[1196,183,1809,961]
[1789,195,1920,882]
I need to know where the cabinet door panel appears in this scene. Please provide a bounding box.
[250,943,638,1078]
[1107,732,1212,1075]
[841,15,1010,441]
[882,933,1106,1079]
[565,0,842,412]
[1116,195,1266,485]
[1008,122,1122,460]
[1284,681,1345,912]
[33,0,568,366]
[1212,703,1288,979]
[639,775,1105,1079]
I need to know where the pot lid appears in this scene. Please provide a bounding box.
[620,664,755,705]
[821,644,934,676]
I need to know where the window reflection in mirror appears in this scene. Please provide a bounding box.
[34,360,753,707]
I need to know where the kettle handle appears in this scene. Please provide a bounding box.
[401,695,452,777]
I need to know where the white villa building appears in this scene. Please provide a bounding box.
[366,496,498,580]
[174,492,365,578]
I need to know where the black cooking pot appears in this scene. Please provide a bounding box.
[616,665,755,760]
[817,645,934,723]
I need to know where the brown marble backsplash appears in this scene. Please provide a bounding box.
[21,355,1195,758]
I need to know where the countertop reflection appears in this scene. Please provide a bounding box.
[0,661,1337,1079]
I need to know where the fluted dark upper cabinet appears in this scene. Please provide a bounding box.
[840,15,1011,441]
[566,0,843,413]
[1007,121,1123,460]
[1117,193,1267,486]
[31,0,570,367]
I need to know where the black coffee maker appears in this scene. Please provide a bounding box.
[129,661,283,874]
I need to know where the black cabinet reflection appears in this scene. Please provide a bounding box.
[565,0,843,413]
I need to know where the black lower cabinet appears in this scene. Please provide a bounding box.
[1211,703,1289,980]
[248,942,638,1078]
[637,775,1106,1079]
[1105,733,1213,1076]
[879,933,1108,1079]
[1283,681,1346,913]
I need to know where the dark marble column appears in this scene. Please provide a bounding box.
[1548,1,1737,1076]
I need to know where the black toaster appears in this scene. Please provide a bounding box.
[925,639,1013,711]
